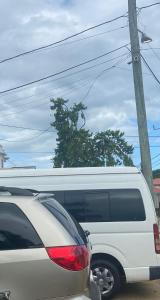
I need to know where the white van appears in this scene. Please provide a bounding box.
[0,167,160,299]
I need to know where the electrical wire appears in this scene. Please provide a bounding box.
[0,44,129,95]
[142,47,160,51]
[0,26,128,65]
[81,53,131,101]
[0,16,127,65]
[138,2,160,10]
[152,153,160,160]
[148,44,160,62]
[1,77,99,117]
[141,54,160,86]
[47,26,128,50]
[3,76,92,107]
[0,53,130,117]
[1,118,160,140]
[7,151,53,154]
[152,160,160,169]
[152,158,160,165]
[0,126,52,143]
[0,123,54,132]
[0,1,158,65]
[2,52,129,105]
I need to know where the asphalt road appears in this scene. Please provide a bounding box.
[114,281,160,299]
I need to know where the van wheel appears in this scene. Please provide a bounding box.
[91,259,121,299]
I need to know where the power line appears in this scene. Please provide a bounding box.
[152,153,160,160]
[0,1,158,65]
[0,44,129,95]
[7,151,53,154]
[0,16,127,65]
[1,53,130,117]
[2,52,129,105]
[138,2,160,10]
[0,123,54,132]
[126,135,160,138]
[141,54,160,86]
[115,65,151,76]
[134,145,160,148]
[142,47,160,51]
[0,126,52,143]
[152,158,160,165]
[152,161,160,169]
[47,26,128,50]
[148,44,160,62]
[81,53,131,101]
[1,76,100,117]
[1,118,160,139]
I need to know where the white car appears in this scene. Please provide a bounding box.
[0,167,160,299]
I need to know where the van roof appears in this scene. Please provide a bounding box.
[0,167,140,177]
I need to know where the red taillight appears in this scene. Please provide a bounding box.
[46,245,89,271]
[153,224,160,254]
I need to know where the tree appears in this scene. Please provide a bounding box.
[93,130,133,166]
[50,98,134,168]
[153,169,160,179]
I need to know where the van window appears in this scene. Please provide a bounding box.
[51,189,145,223]
[109,189,145,221]
[64,190,109,223]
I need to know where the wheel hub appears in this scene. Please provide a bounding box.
[92,267,114,295]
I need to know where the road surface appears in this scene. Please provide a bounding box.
[115,281,160,299]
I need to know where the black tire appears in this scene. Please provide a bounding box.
[91,259,121,299]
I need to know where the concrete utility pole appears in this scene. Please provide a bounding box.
[128,0,153,194]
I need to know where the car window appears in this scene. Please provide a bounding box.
[42,198,87,245]
[0,203,43,250]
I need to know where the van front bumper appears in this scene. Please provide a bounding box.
[150,266,160,280]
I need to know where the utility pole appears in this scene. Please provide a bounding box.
[128,0,153,194]
[0,145,8,169]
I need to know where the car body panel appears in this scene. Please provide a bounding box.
[0,195,91,300]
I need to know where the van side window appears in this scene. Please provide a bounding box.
[52,191,65,205]
[64,190,109,223]
[52,189,145,223]
[64,191,85,222]
[85,191,109,222]
[109,189,146,221]
[0,203,43,251]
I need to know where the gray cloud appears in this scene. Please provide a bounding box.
[0,0,159,168]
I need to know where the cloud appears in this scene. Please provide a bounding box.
[0,0,159,168]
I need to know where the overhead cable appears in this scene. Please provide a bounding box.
[0,16,127,64]
[141,54,160,86]
[0,44,129,95]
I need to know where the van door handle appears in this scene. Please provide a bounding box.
[0,291,11,300]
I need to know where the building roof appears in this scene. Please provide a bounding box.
[154,187,160,194]
[153,178,160,186]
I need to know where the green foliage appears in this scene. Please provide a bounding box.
[50,98,134,168]
[153,169,160,179]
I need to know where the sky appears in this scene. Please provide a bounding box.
[0,0,160,169]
